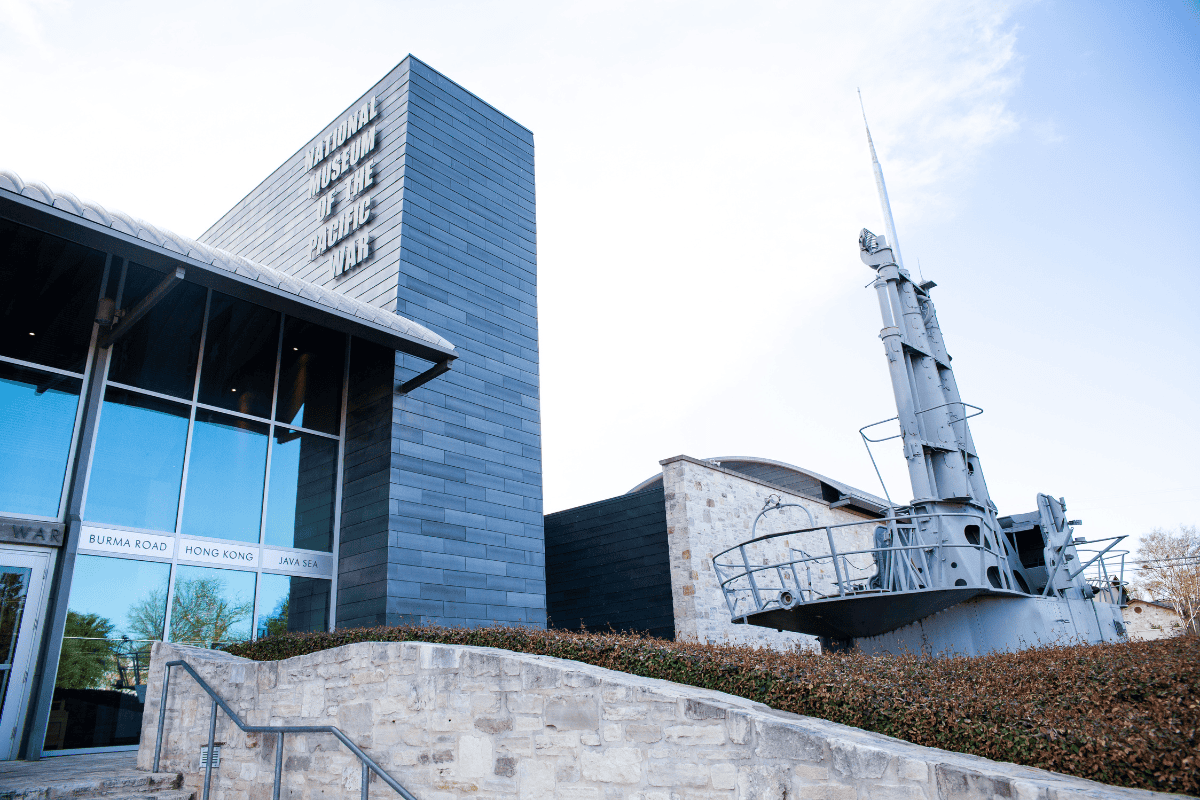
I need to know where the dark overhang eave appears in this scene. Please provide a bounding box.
[0,179,456,365]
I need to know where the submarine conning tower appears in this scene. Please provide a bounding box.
[707,102,1129,649]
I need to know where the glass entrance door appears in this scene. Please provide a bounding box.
[0,547,50,760]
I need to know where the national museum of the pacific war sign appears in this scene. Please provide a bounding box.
[306,95,379,279]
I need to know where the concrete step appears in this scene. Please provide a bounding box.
[0,773,181,800]
[0,754,184,800]
[72,791,193,800]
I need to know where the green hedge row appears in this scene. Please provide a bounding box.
[225,627,1199,794]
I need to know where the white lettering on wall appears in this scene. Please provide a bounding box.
[301,96,381,279]
[79,529,334,579]
[79,526,176,559]
[262,548,333,578]
[178,540,259,568]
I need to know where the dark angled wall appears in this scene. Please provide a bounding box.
[200,56,543,629]
[544,488,673,639]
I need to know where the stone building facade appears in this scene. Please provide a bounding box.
[1123,599,1185,641]
[546,456,885,651]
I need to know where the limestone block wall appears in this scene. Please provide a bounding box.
[1123,600,1185,641]
[140,641,1165,800]
[661,457,878,651]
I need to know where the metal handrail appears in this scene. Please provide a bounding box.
[712,508,987,558]
[712,508,1029,619]
[153,660,417,800]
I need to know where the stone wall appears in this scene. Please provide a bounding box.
[139,641,1166,800]
[1123,600,1185,641]
[661,457,878,651]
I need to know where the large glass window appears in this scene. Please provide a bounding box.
[0,363,82,517]
[0,220,105,375]
[198,293,280,419]
[168,565,256,648]
[48,553,326,753]
[265,429,337,552]
[181,411,269,543]
[85,389,189,532]
[255,574,331,638]
[276,317,345,435]
[47,555,170,751]
[107,264,206,400]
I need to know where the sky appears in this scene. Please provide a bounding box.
[1,0,1197,562]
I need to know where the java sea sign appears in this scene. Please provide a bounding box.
[305,95,379,279]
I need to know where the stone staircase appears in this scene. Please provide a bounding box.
[0,753,192,800]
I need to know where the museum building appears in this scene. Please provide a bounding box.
[545,455,887,651]
[0,57,541,759]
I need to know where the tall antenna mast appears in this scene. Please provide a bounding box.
[858,89,905,271]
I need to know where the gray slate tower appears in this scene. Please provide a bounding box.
[201,57,544,629]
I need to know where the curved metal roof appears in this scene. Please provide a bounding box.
[0,169,455,361]
[629,455,889,516]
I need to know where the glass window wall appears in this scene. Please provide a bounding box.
[198,294,280,419]
[181,412,269,543]
[78,280,348,546]
[0,363,82,518]
[255,574,331,638]
[0,220,105,375]
[276,317,345,435]
[265,429,337,552]
[0,221,104,520]
[47,555,170,751]
[107,264,206,400]
[47,555,330,753]
[84,389,189,532]
[168,565,256,649]
[0,230,358,754]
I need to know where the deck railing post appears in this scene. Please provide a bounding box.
[361,761,370,800]
[826,527,846,595]
[739,545,764,610]
[203,699,217,800]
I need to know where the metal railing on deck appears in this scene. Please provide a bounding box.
[153,660,416,800]
[712,508,1022,621]
[712,503,1131,621]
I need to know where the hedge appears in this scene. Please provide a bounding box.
[225,627,1199,794]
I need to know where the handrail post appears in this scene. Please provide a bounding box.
[361,761,370,800]
[826,527,846,596]
[273,732,284,800]
[739,545,764,610]
[203,699,217,800]
[153,664,171,772]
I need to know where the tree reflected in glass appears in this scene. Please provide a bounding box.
[168,568,255,648]
[54,611,115,690]
[259,594,290,639]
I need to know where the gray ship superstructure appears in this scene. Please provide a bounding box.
[711,106,1129,656]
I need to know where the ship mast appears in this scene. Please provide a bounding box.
[858,89,905,273]
[856,94,996,512]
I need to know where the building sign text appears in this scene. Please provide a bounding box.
[306,96,380,279]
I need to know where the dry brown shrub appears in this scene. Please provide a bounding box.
[226,627,1199,794]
